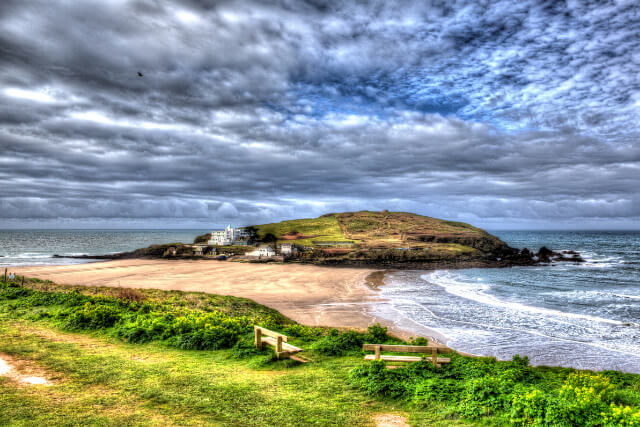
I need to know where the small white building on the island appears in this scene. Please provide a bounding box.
[192,245,206,256]
[280,243,298,256]
[208,225,252,246]
[246,244,276,258]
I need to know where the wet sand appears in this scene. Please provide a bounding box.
[13,259,411,334]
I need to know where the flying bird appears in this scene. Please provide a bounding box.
[137,72,143,77]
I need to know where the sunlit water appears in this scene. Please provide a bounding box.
[374,231,640,373]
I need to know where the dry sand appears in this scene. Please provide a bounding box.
[13,259,402,333]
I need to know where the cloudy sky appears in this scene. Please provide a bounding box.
[1,0,639,229]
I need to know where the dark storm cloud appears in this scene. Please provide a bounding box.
[1,0,639,228]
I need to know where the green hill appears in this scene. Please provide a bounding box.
[251,211,512,265]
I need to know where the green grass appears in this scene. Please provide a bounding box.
[1,278,639,426]
[0,321,403,426]
[251,211,505,256]
[252,215,356,246]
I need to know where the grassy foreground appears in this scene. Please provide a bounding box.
[1,278,640,426]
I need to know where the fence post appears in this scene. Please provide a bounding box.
[3,268,6,283]
[432,347,438,366]
[374,345,381,361]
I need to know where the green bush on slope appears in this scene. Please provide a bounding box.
[350,354,640,426]
[0,281,399,355]
[0,281,269,351]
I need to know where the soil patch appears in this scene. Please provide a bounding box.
[373,413,410,427]
[0,353,55,386]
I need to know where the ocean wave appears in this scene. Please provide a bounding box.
[11,253,52,259]
[541,289,640,302]
[377,290,640,358]
[613,293,640,300]
[578,251,626,268]
[422,271,639,328]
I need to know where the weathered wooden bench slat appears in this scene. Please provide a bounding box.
[254,325,288,342]
[365,355,451,363]
[362,344,451,353]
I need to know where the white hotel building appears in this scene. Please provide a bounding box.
[207,225,251,246]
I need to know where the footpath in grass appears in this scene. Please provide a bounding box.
[1,277,640,426]
[0,321,405,426]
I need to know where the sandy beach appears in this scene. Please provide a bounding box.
[12,259,411,335]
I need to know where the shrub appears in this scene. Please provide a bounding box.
[413,378,462,405]
[282,324,324,340]
[498,354,541,384]
[312,329,365,356]
[63,302,121,329]
[117,310,252,350]
[510,372,622,426]
[510,387,549,426]
[229,337,263,359]
[311,323,399,356]
[116,288,146,303]
[458,375,511,418]
[350,361,408,398]
[602,403,640,426]
[0,283,33,300]
[116,313,175,343]
[174,326,240,350]
[364,323,389,343]
[411,337,429,346]
[26,290,89,307]
[442,354,499,380]
[545,372,614,426]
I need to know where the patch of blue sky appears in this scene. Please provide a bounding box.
[281,76,524,133]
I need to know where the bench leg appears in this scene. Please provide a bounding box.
[254,327,262,350]
[276,336,283,359]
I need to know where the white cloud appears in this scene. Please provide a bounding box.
[4,88,55,103]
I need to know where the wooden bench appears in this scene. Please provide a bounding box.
[254,326,303,360]
[363,344,452,367]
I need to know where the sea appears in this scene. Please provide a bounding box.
[1,229,639,373]
[0,230,205,267]
[375,231,640,373]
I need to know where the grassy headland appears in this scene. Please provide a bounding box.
[255,211,507,253]
[62,211,579,268]
[1,277,639,426]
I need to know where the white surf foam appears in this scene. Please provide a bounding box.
[613,293,640,300]
[380,285,640,358]
[578,251,626,268]
[422,270,638,327]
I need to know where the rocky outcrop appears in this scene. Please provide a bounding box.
[490,246,585,266]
